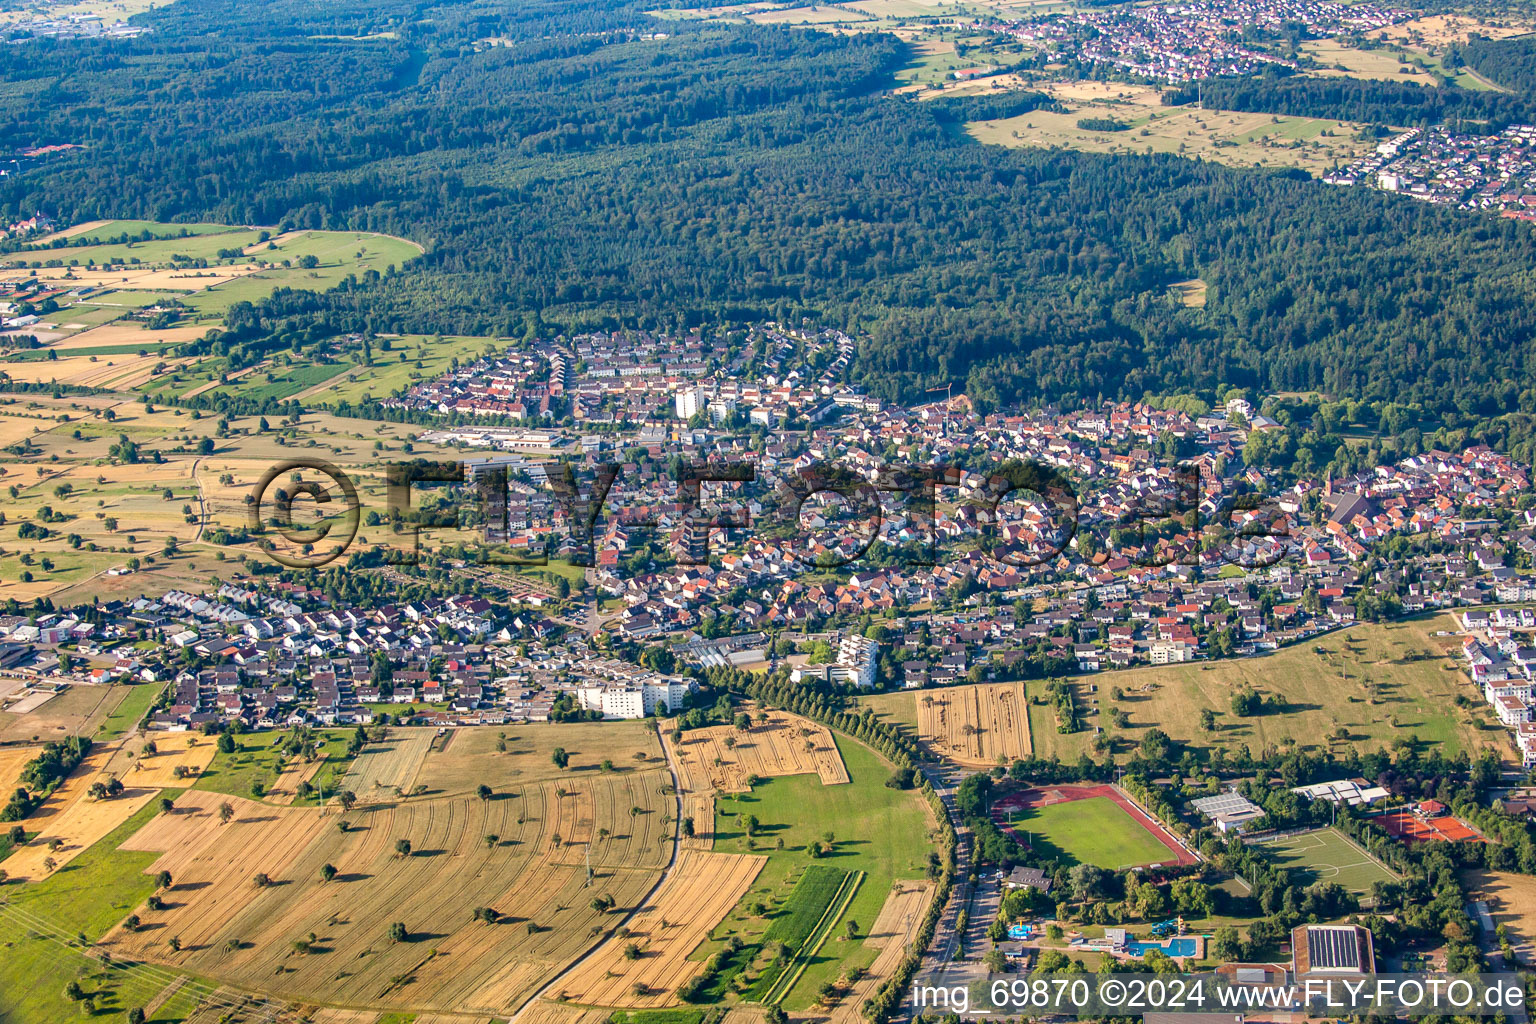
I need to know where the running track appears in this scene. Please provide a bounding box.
[991,782,1201,867]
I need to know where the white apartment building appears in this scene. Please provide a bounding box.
[576,677,696,719]
[675,385,707,420]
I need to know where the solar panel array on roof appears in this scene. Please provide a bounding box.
[1308,927,1360,970]
[1190,792,1262,818]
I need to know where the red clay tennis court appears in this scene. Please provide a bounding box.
[1377,809,1484,843]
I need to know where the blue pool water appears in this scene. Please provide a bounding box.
[1126,938,1198,957]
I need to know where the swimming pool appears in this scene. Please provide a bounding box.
[1126,938,1198,958]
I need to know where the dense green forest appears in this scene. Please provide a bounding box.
[1166,68,1536,125]
[1462,33,1536,94]
[6,0,1536,436]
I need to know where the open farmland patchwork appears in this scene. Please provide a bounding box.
[102,771,674,1015]
[4,741,163,881]
[670,711,849,793]
[553,850,766,1007]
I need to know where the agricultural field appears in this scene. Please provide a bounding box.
[696,736,936,1010]
[967,82,1375,174]
[0,682,133,743]
[194,728,356,803]
[1369,13,1534,50]
[292,333,505,408]
[96,681,169,742]
[1253,827,1399,896]
[99,732,218,788]
[417,719,665,798]
[915,681,1031,767]
[551,850,766,1007]
[4,737,184,881]
[670,710,849,792]
[1461,869,1536,964]
[0,797,187,1023]
[4,221,420,326]
[859,618,1505,765]
[1042,614,1506,761]
[824,880,932,1024]
[1300,39,1440,84]
[338,728,436,803]
[105,764,674,1017]
[0,398,475,603]
[181,230,423,320]
[0,741,38,793]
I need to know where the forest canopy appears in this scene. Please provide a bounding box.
[4,0,1536,433]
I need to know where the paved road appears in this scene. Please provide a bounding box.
[919,765,983,985]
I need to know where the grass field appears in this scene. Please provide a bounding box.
[873,614,1509,764]
[95,681,166,741]
[699,736,934,1010]
[194,728,356,803]
[966,82,1374,173]
[0,795,176,1023]
[1461,869,1536,964]
[1255,827,1398,895]
[997,795,1173,869]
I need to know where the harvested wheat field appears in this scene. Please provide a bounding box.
[299,1009,383,1024]
[660,726,715,850]
[5,746,160,880]
[916,682,1032,767]
[102,733,218,787]
[552,849,765,1007]
[1462,869,1536,963]
[264,754,331,805]
[52,323,209,350]
[0,351,189,390]
[826,881,933,1024]
[680,790,716,850]
[671,711,848,793]
[517,1002,615,1024]
[105,778,672,1016]
[338,728,434,803]
[1371,13,1533,47]
[30,264,261,292]
[418,720,665,797]
[0,743,39,793]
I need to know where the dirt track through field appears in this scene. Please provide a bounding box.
[827,881,933,1024]
[550,849,765,1007]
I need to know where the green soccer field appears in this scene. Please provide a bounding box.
[1003,795,1176,869]
[1256,827,1399,895]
